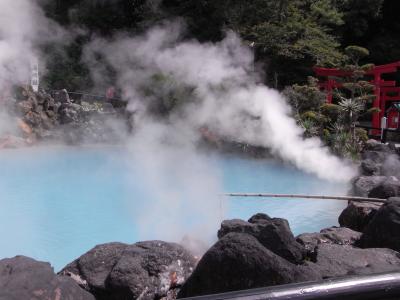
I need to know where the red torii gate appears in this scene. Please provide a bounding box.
[314,61,400,132]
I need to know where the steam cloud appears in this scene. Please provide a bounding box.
[83,22,356,182]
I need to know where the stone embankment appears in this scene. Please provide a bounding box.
[0,86,128,148]
[339,139,400,231]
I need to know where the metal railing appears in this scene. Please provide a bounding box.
[181,272,400,300]
[356,124,399,143]
[49,90,124,103]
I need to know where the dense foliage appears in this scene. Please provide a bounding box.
[40,0,399,91]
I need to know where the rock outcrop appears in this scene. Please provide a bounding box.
[178,214,400,298]
[296,226,362,252]
[368,176,400,199]
[351,176,387,197]
[343,140,400,231]
[354,140,399,198]
[60,241,196,300]
[0,256,95,300]
[306,244,400,278]
[338,201,381,231]
[0,86,128,147]
[359,198,400,252]
[217,213,305,264]
[177,232,320,298]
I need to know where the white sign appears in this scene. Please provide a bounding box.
[30,58,39,92]
[381,117,387,129]
[381,116,387,142]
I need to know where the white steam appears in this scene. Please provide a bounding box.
[0,0,63,89]
[125,121,223,243]
[0,0,66,136]
[84,23,356,182]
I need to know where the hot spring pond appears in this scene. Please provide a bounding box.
[0,147,348,270]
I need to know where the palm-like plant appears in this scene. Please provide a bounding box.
[338,97,364,123]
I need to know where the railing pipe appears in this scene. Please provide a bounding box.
[181,272,400,300]
[223,193,386,203]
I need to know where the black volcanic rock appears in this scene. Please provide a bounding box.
[352,176,386,197]
[53,89,71,104]
[217,213,306,264]
[296,227,362,253]
[177,233,320,298]
[338,201,382,231]
[60,241,196,300]
[360,159,381,176]
[361,150,387,165]
[364,139,393,153]
[62,242,127,292]
[360,198,400,252]
[306,244,400,278]
[0,256,95,300]
[382,154,400,178]
[179,212,400,299]
[368,177,400,199]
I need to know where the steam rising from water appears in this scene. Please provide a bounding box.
[83,23,356,182]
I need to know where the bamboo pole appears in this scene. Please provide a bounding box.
[223,193,387,203]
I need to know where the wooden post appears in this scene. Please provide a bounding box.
[326,79,334,104]
[372,72,382,135]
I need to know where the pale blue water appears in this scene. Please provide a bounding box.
[0,147,347,270]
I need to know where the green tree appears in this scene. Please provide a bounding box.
[330,46,376,158]
[283,77,329,138]
[233,0,345,87]
[333,0,384,40]
[164,0,346,87]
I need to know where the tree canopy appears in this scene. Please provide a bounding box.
[40,0,398,91]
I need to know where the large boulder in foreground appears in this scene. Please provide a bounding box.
[296,227,362,253]
[307,244,400,278]
[217,213,305,264]
[60,241,196,300]
[338,201,382,231]
[178,213,400,299]
[177,233,320,298]
[0,256,95,300]
[360,198,400,252]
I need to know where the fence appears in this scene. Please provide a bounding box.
[50,90,127,108]
[356,124,400,143]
